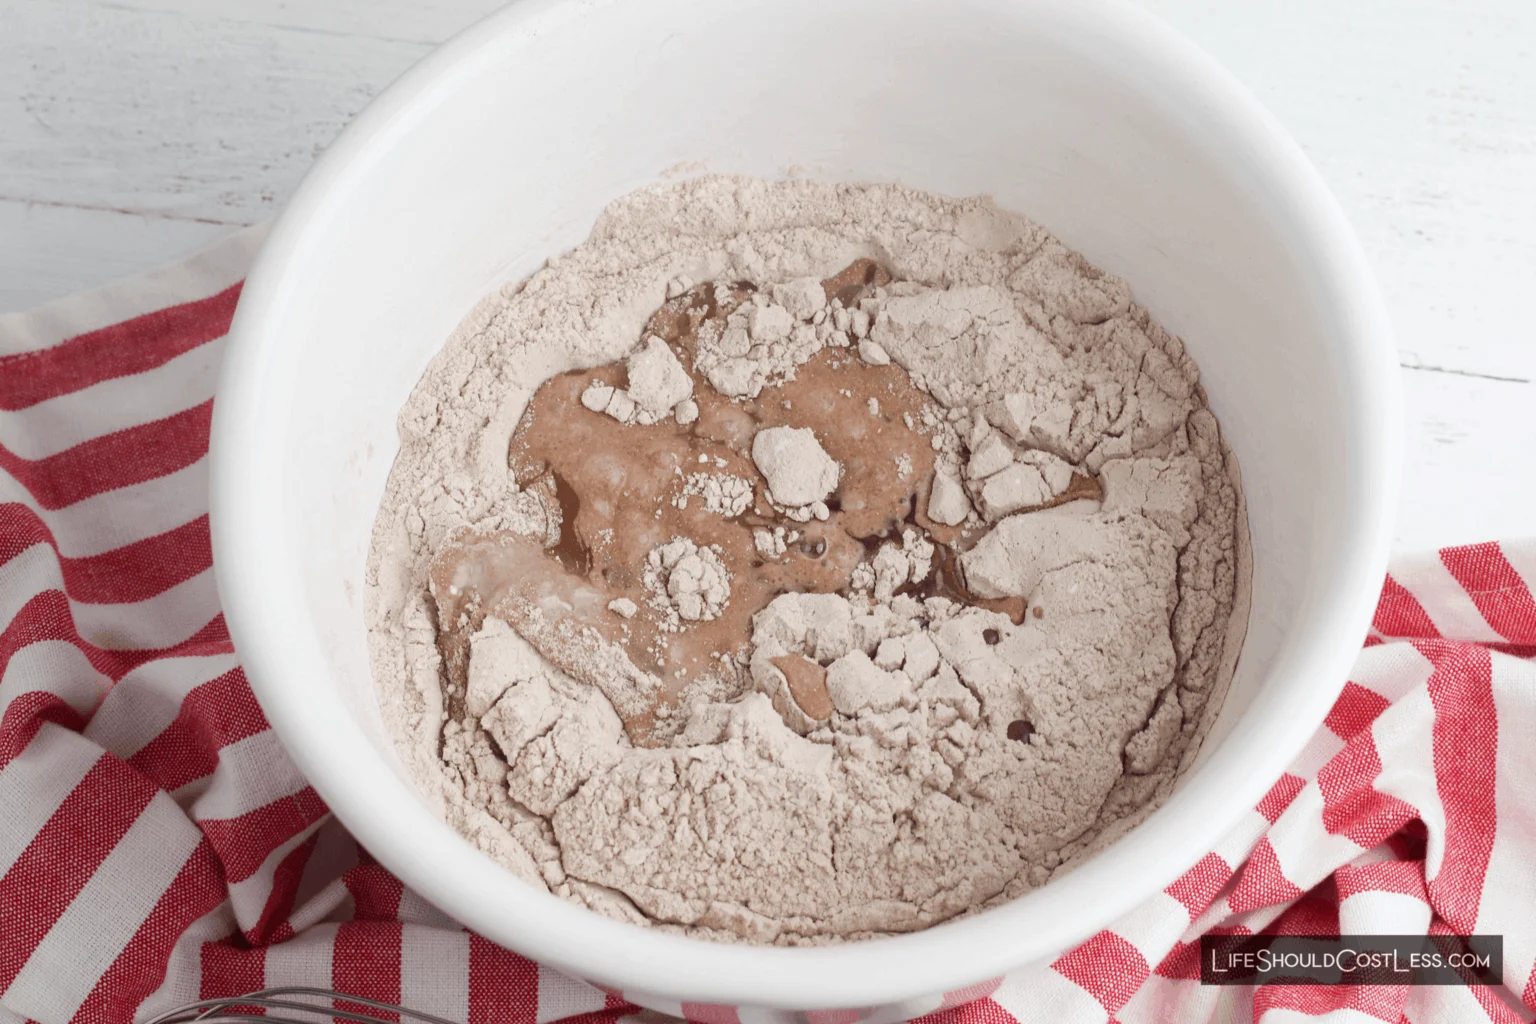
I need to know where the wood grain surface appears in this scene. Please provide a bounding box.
[5,0,1532,549]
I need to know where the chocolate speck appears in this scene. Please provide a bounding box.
[1006,719,1034,742]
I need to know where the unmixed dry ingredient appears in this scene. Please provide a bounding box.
[367,176,1250,944]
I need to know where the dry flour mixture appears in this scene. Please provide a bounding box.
[366,176,1250,944]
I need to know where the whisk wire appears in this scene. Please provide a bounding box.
[145,986,466,1024]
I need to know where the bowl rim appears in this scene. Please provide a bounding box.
[211,0,1401,1008]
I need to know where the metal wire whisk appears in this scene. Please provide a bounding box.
[145,986,460,1024]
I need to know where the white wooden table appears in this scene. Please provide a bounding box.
[6,0,1532,552]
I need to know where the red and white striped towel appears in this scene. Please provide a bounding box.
[2,227,1535,1024]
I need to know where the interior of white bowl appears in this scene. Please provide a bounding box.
[211,0,1398,1009]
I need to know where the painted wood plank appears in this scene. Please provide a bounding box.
[78,0,507,46]
[1397,366,1536,551]
[0,200,234,314]
[2,0,431,224]
[1137,0,1536,386]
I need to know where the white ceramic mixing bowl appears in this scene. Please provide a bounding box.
[210,0,1399,1016]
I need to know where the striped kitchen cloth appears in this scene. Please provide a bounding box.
[2,226,1535,1024]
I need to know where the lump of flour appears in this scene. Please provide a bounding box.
[751,426,839,512]
[644,537,730,627]
[366,176,1247,945]
[626,335,694,417]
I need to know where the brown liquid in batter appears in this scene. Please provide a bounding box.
[429,261,1095,742]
